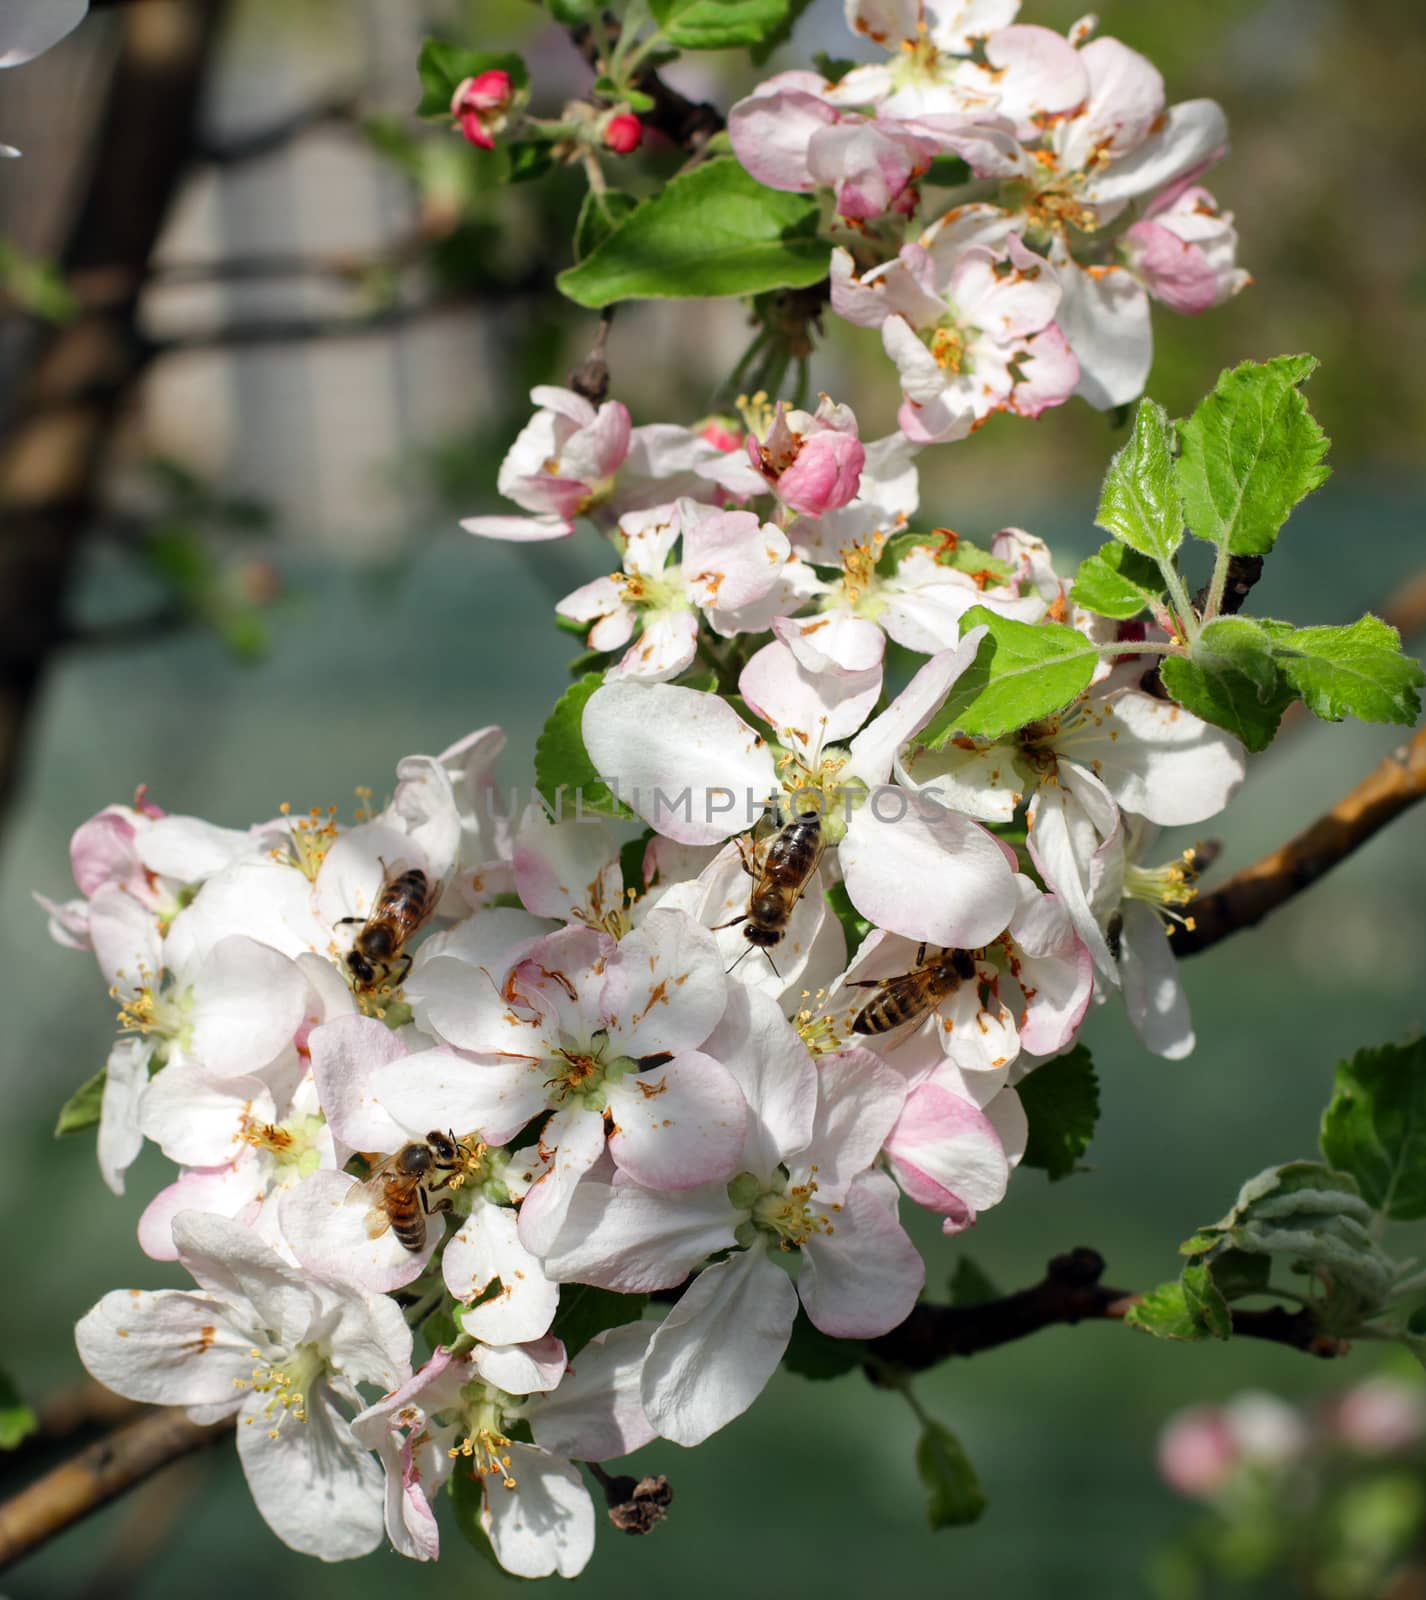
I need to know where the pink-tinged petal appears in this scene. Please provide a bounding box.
[308,1015,410,1152]
[480,1442,594,1580]
[445,1203,558,1343]
[1118,900,1194,1059]
[830,245,894,330]
[1009,322,1080,417]
[556,575,623,628]
[606,609,699,683]
[923,0,1020,53]
[601,907,727,1057]
[799,1178,924,1336]
[137,1161,264,1260]
[1124,219,1219,314]
[606,1051,748,1190]
[773,611,885,676]
[69,807,141,896]
[404,908,553,1056]
[282,1169,436,1292]
[802,1048,906,1198]
[88,884,161,993]
[776,426,866,515]
[97,1036,150,1196]
[844,0,920,49]
[885,1081,1009,1214]
[928,978,1020,1075]
[973,24,1088,135]
[377,1049,549,1149]
[582,682,778,845]
[169,1213,313,1346]
[1058,690,1245,824]
[541,1180,739,1291]
[530,1322,657,1462]
[1053,253,1152,410]
[739,639,882,765]
[1006,885,1094,1054]
[558,401,632,484]
[514,808,621,927]
[378,1431,444,1561]
[642,1249,798,1446]
[702,982,818,1174]
[76,1289,254,1406]
[883,313,953,406]
[459,513,575,542]
[472,1337,567,1397]
[236,1390,385,1561]
[1086,98,1228,209]
[529,384,596,426]
[191,936,309,1080]
[618,501,683,575]
[846,627,988,785]
[517,1105,607,1257]
[728,75,840,193]
[841,797,1018,949]
[1057,36,1164,173]
[682,508,789,612]
[951,239,1060,338]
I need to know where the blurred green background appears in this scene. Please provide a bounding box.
[2,1,1425,1596]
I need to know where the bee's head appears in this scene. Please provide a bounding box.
[345,949,376,985]
[427,1130,459,1163]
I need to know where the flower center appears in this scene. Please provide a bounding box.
[927,319,969,372]
[731,1169,835,1251]
[235,1342,325,1438]
[112,979,191,1053]
[770,749,857,845]
[544,1031,635,1109]
[838,533,886,609]
[613,566,687,614]
[447,1384,520,1489]
[272,803,341,881]
[792,990,842,1057]
[242,1111,326,1179]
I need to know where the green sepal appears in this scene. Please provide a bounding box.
[55,1067,107,1137]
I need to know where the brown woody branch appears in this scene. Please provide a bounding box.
[1175,723,1426,956]
[868,1249,1347,1374]
[0,1407,234,1574]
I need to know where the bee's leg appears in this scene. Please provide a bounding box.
[710,913,748,931]
[427,1196,455,1217]
[390,953,413,988]
[845,978,888,989]
[334,916,364,930]
[916,942,927,968]
[734,835,758,880]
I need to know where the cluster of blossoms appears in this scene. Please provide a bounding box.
[731,0,1249,432]
[54,365,1248,1574]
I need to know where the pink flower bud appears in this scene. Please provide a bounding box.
[604,113,642,155]
[451,70,515,150]
[1157,1408,1239,1498]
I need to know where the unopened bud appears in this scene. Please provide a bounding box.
[603,113,642,155]
[451,70,515,151]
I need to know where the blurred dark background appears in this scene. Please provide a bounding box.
[1,1,1424,1595]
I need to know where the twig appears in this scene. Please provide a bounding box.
[0,1408,235,1573]
[1175,724,1426,956]
[868,1249,1348,1373]
[566,20,725,154]
[569,307,614,404]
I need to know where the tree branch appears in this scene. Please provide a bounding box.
[1175,723,1426,956]
[0,1407,234,1574]
[566,19,725,154]
[868,1249,1348,1373]
[194,92,361,166]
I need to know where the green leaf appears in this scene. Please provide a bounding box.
[920,609,1099,745]
[1124,1280,1207,1342]
[1070,543,1166,620]
[556,159,828,308]
[1015,1045,1099,1182]
[550,1284,647,1357]
[916,1420,987,1529]
[574,189,639,263]
[0,242,78,323]
[1199,1248,1272,1301]
[416,42,527,120]
[1095,398,1182,562]
[0,1367,36,1451]
[1180,1262,1232,1340]
[823,881,870,956]
[421,1306,460,1353]
[55,1068,106,1137]
[949,1257,999,1308]
[782,1307,866,1380]
[1176,354,1331,555]
[650,0,802,50]
[1268,616,1424,727]
[548,0,599,23]
[1160,617,1296,752]
[535,674,634,820]
[1321,1039,1426,1220]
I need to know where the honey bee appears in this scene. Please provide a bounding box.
[337,864,438,992]
[849,943,979,1036]
[349,1130,465,1253]
[714,802,826,968]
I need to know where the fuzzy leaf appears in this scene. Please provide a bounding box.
[1096,397,1182,561]
[1017,1045,1099,1182]
[535,674,635,820]
[1070,543,1166,620]
[1268,616,1424,727]
[782,1308,866,1380]
[1321,1039,1426,1220]
[1160,617,1296,752]
[1176,355,1331,555]
[916,1420,987,1529]
[1180,1262,1232,1340]
[557,159,827,308]
[921,610,1099,745]
[1124,1281,1205,1341]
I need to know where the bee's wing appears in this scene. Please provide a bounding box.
[343,1151,401,1206]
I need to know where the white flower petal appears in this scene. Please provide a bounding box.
[529,1321,657,1462]
[606,1051,748,1190]
[799,1179,924,1337]
[481,1442,595,1580]
[539,1180,738,1292]
[445,1204,558,1345]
